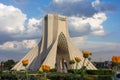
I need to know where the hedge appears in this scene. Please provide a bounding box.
[86,69,113,75]
[47,72,112,80]
[68,69,113,75]
[0,75,17,80]
[47,73,81,80]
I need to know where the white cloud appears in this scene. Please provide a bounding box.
[22,40,37,49]
[0,3,26,34]
[69,13,107,37]
[0,3,42,61]
[92,0,116,12]
[0,3,42,44]
[14,18,42,39]
[26,18,42,36]
[92,0,100,7]
[0,40,37,51]
[0,39,38,61]
[87,13,107,36]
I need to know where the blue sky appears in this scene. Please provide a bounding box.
[0,0,120,62]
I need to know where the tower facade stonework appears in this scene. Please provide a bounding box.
[12,14,96,71]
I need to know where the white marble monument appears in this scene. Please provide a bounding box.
[12,14,96,71]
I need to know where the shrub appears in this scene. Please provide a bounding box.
[97,75,112,80]
[68,69,113,80]
[68,69,113,75]
[47,73,81,80]
[87,75,112,80]
[50,68,57,72]
[0,74,17,80]
[86,69,113,75]
[0,71,2,74]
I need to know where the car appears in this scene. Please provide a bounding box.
[116,72,120,80]
[112,72,120,80]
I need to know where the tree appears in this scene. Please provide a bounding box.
[4,59,15,70]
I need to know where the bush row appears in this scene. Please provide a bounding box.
[0,75,17,80]
[0,69,113,80]
[67,69,113,75]
[87,69,113,75]
[47,73,81,80]
[47,72,112,80]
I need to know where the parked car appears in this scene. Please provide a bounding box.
[116,72,120,80]
[112,72,120,80]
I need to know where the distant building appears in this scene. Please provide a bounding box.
[93,61,112,69]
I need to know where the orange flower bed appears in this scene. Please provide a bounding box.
[22,59,29,66]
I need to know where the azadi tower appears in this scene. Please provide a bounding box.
[12,14,96,71]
